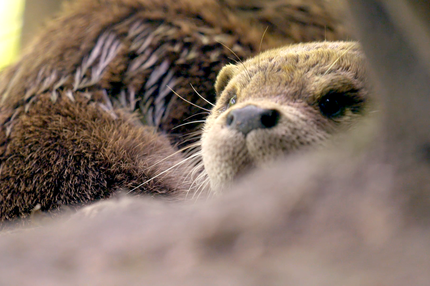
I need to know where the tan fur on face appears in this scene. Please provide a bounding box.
[202,41,369,191]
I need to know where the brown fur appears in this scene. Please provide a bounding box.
[0,0,428,284]
[203,41,368,191]
[0,93,190,222]
[0,0,347,223]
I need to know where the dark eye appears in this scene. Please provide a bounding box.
[319,93,344,118]
[228,95,237,108]
[318,89,364,119]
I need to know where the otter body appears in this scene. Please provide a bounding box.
[0,0,347,223]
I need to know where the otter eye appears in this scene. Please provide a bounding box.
[318,90,364,118]
[228,95,237,108]
[319,94,344,118]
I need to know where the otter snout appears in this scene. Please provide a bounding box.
[226,105,280,136]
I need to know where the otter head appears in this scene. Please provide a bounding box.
[202,41,369,192]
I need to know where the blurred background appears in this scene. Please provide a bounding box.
[0,0,63,70]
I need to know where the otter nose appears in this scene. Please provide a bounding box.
[226,105,280,136]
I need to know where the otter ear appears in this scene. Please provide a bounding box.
[215,64,236,97]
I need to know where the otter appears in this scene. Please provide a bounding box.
[75,41,370,216]
[202,41,368,191]
[0,0,429,284]
[0,0,348,223]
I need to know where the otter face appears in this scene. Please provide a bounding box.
[202,42,369,191]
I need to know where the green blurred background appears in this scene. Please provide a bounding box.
[0,0,63,70]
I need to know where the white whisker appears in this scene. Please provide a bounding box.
[217,41,251,80]
[180,151,200,165]
[324,45,354,76]
[190,84,215,107]
[182,130,203,139]
[324,25,327,42]
[179,137,202,147]
[190,169,209,198]
[193,177,211,202]
[171,120,206,131]
[182,112,210,122]
[128,153,201,194]
[258,26,269,70]
[178,130,203,146]
[144,142,201,171]
[185,161,208,199]
[167,85,211,112]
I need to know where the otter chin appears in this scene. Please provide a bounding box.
[202,41,369,191]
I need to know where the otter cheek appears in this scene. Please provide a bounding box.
[202,123,250,192]
[244,113,326,166]
[245,129,288,166]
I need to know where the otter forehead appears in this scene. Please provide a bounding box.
[222,41,365,105]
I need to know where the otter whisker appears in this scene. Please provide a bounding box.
[183,129,203,137]
[127,153,201,194]
[182,156,201,171]
[190,84,215,107]
[180,147,202,167]
[171,120,206,131]
[182,156,205,192]
[324,25,327,42]
[184,167,205,195]
[181,146,202,160]
[188,157,204,178]
[258,26,269,69]
[180,134,202,144]
[179,137,202,147]
[204,180,213,201]
[182,112,210,122]
[182,131,203,141]
[166,85,211,112]
[193,176,211,201]
[178,129,202,139]
[183,158,207,199]
[189,166,208,190]
[323,44,355,75]
[227,57,252,81]
[178,130,203,146]
[186,170,207,200]
[144,142,201,172]
[206,181,217,200]
[217,41,251,80]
